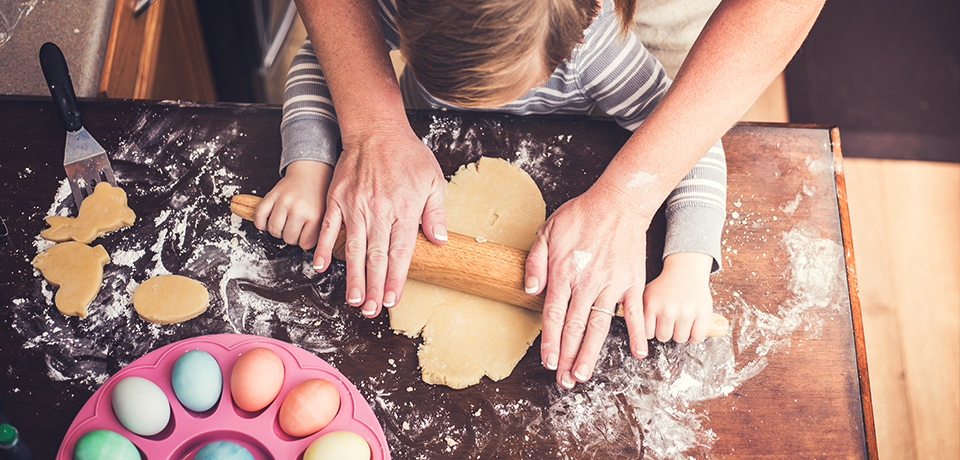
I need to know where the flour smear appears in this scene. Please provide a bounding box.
[12,108,351,391]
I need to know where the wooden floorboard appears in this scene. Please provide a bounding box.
[845,158,918,459]
[879,160,960,459]
[846,158,960,460]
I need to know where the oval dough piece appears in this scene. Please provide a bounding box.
[32,241,110,318]
[390,157,546,389]
[133,275,209,324]
[41,182,136,243]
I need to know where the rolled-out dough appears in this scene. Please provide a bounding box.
[32,241,110,318]
[389,157,545,389]
[41,182,136,243]
[133,275,210,324]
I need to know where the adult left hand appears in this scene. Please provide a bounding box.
[525,182,653,389]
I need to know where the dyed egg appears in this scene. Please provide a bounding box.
[194,440,254,460]
[72,429,140,460]
[171,349,223,412]
[278,378,341,437]
[303,431,371,460]
[111,376,171,436]
[230,347,285,412]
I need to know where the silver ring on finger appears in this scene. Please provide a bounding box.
[590,304,617,316]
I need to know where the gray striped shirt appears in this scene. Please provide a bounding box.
[280,0,726,268]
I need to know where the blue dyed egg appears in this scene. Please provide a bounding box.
[171,349,223,412]
[194,441,255,460]
[72,429,140,460]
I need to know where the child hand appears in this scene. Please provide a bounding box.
[253,160,334,251]
[642,252,715,344]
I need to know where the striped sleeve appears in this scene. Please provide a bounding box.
[378,0,401,50]
[574,9,669,131]
[279,40,341,175]
[663,139,727,271]
[278,0,400,176]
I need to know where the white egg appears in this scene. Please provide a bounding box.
[303,431,371,460]
[111,376,171,436]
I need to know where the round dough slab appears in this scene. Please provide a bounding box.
[133,275,209,324]
[389,157,546,389]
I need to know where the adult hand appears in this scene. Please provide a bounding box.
[525,183,653,389]
[313,122,448,318]
[253,161,333,250]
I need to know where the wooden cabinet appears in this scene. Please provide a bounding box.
[99,0,217,101]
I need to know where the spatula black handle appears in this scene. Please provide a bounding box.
[39,42,82,132]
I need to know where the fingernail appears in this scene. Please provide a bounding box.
[313,258,324,272]
[574,364,590,381]
[545,353,558,371]
[525,276,539,294]
[383,291,397,308]
[348,288,362,304]
[560,372,576,389]
[433,224,448,242]
[361,301,377,316]
[635,348,648,359]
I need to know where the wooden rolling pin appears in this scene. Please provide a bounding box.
[231,194,729,337]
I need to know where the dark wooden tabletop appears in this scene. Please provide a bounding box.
[0,96,876,459]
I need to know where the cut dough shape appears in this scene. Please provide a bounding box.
[390,157,546,389]
[41,182,136,243]
[133,275,210,324]
[32,241,110,318]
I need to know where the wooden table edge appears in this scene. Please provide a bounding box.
[830,125,880,460]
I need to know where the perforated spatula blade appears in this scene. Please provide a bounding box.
[39,42,117,208]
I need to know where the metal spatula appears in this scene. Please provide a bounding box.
[39,42,117,208]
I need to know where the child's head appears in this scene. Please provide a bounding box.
[396,0,600,108]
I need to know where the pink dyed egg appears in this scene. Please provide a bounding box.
[278,378,341,437]
[230,347,285,412]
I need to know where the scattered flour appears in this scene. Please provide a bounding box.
[627,171,658,191]
[13,108,353,394]
[571,250,593,276]
[781,192,803,213]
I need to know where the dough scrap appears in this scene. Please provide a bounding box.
[32,241,110,318]
[41,182,136,243]
[390,157,546,389]
[133,275,210,324]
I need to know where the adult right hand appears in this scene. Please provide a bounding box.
[313,121,448,318]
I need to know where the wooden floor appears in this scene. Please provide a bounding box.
[279,19,960,458]
[845,159,960,459]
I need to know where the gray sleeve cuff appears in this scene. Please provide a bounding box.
[664,204,725,273]
[279,117,341,176]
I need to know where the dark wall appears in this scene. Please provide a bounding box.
[785,0,959,162]
[195,0,261,103]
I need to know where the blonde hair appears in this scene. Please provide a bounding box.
[397,0,607,106]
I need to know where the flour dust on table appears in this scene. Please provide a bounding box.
[11,108,356,391]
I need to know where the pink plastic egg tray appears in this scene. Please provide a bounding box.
[57,334,390,459]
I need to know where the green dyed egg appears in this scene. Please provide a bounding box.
[73,429,140,460]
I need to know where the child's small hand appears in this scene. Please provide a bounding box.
[642,252,715,344]
[253,160,334,251]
